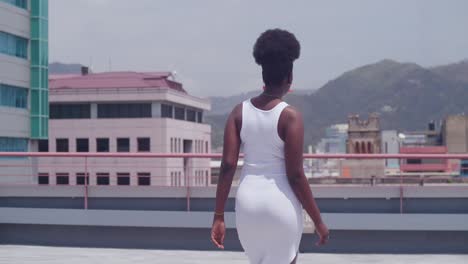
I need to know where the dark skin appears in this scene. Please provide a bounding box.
[211,73,329,263]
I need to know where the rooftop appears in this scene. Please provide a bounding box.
[1,246,466,264]
[49,71,186,93]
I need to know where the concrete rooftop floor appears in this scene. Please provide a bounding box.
[0,245,467,264]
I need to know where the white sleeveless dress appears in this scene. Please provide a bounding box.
[235,99,304,264]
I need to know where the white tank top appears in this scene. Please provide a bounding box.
[240,98,289,178]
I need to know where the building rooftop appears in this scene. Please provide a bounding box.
[49,71,186,93]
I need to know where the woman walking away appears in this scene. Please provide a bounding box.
[211,28,329,264]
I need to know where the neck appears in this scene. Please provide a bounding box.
[263,86,285,98]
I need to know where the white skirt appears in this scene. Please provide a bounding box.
[235,174,303,264]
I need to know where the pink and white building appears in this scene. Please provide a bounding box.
[37,70,211,187]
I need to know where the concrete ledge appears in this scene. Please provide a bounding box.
[1,207,468,231]
[1,185,468,198]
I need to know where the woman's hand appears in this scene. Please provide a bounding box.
[315,221,330,246]
[211,215,226,249]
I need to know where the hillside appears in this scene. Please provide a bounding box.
[207,59,468,150]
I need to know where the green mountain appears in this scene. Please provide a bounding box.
[207,59,468,150]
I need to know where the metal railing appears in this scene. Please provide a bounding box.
[1,152,468,214]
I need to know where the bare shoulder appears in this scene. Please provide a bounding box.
[228,103,243,122]
[228,103,243,130]
[282,105,303,123]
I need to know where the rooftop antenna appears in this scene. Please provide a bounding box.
[108,57,112,71]
[89,56,93,72]
[171,70,177,81]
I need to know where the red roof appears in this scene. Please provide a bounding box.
[49,71,185,93]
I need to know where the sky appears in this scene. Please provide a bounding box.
[49,0,468,97]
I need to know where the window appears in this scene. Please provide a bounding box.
[96,138,109,152]
[117,138,130,152]
[76,138,89,152]
[56,138,69,152]
[0,31,28,59]
[96,173,110,185]
[174,107,185,120]
[197,111,203,123]
[0,83,28,109]
[138,172,151,186]
[205,141,209,153]
[56,173,69,185]
[38,173,49,185]
[117,173,130,185]
[50,104,90,119]
[178,138,181,153]
[0,0,27,9]
[137,137,150,152]
[170,138,174,153]
[38,140,48,152]
[97,103,151,118]
[186,109,196,122]
[76,173,89,185]
[0,137,28,152]
[161,104,173,118]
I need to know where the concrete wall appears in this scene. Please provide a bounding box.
[2,224,467,253]
[1,185,468,253]
[1,209,468,253]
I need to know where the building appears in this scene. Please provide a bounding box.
[36,70,211,187]
[399,122,451,174]
[0,0,48,183]
[316,124,348,154]
[346,113,381,154]
[342,114,385,178]
[312,124,348,177]
[441,115,468,176]
[380,130,400,174]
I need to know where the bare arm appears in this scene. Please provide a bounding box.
[214,104,241,214]
[282,107,329,245]
[211,104,241,249]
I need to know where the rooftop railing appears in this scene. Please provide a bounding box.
[1,152,467,216]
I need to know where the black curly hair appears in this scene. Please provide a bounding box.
[253,29,301,87]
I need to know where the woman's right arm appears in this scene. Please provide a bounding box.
[283,107,329,246]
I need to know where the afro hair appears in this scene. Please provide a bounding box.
[253,29,301,86]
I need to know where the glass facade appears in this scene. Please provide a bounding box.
[50,103,90,119]
[0,31,28,59]
[0,0,27,9]
[0,137,28,152]
[0,83,28,108]
[97,103,151,118]
[30,0,49,139]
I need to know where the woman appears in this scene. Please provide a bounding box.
[211,28,329,264]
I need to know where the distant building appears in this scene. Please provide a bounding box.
[312,124,348,177]
[381,130,400,174]
[346,113,381,154]
[399,121,450,174]
[441,115,468,176]
[0,1,48,183]
[316,124,348,154]
[442,115,468,153]
[342,114,384,178]
[36,70,211,187]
